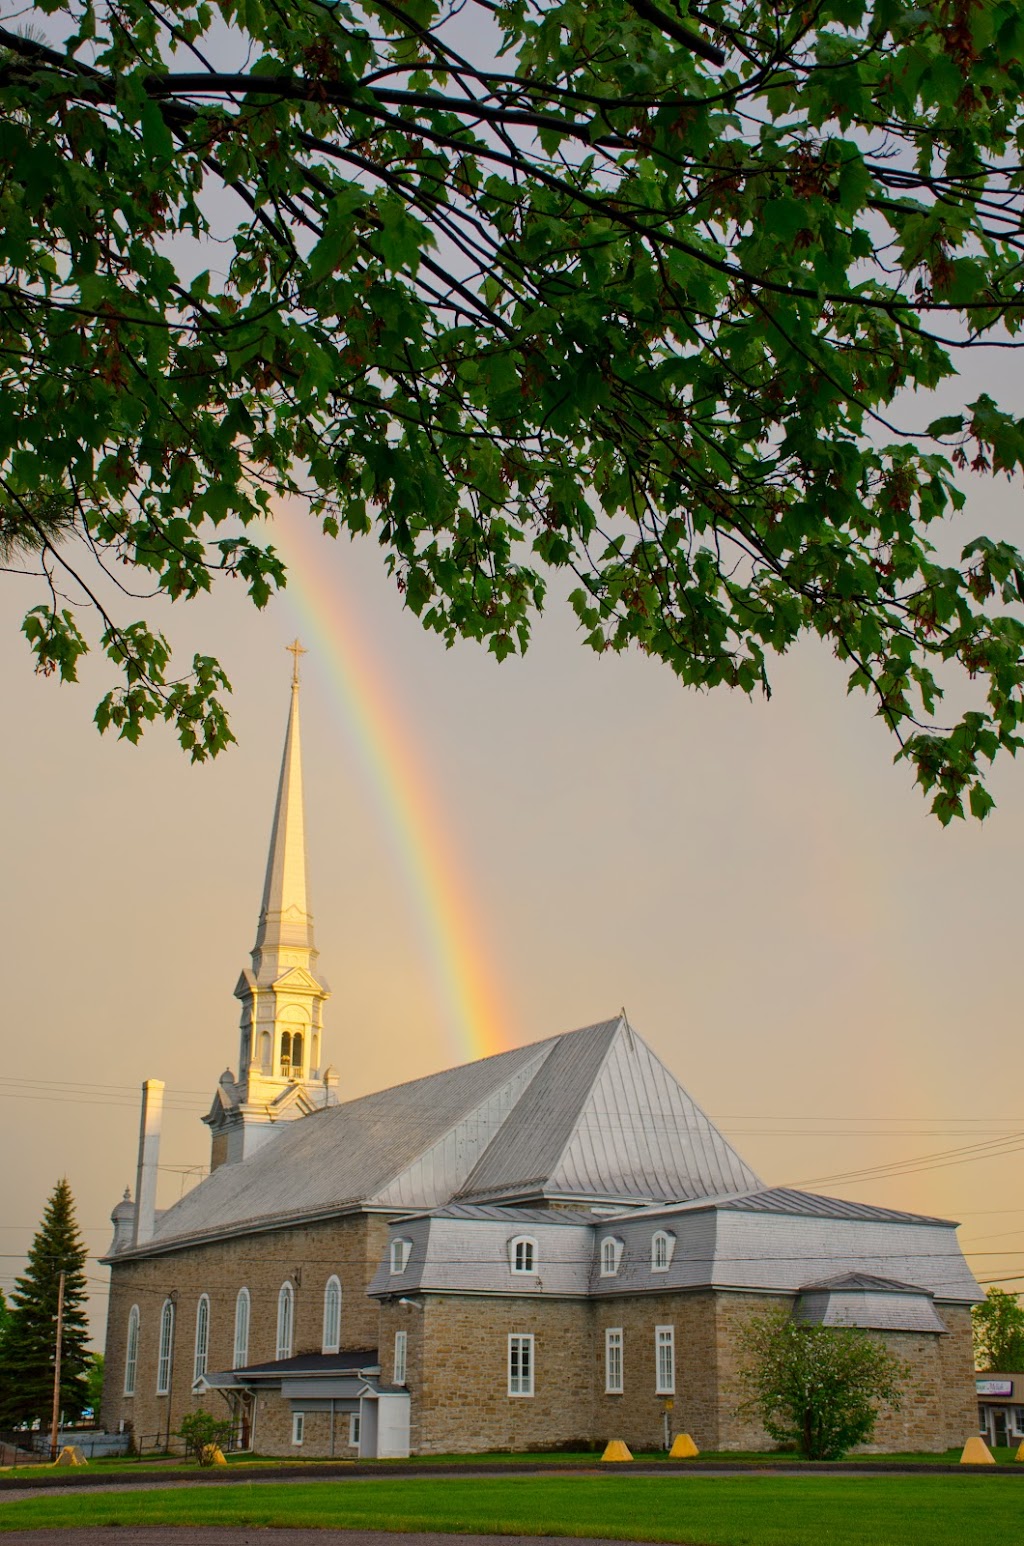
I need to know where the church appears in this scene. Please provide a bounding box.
[101,658,981,1457]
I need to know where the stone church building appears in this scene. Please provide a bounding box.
[101,662,980,1457]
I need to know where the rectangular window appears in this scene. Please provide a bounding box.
[349,1412,361,1447]
[508,1334,534,1397]
[655,1325,675,1395]
[292,1411,305,1446]
[394,1329,408,1386]
[605,1328,624,1394]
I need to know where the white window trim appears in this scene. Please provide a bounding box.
[509,1235,538,1275]
[394,1328,408,1386]
[156,1299,175,1396]
[389,1238,411,1275]
[193,1293,210,1384]
[508,1333,535,1397]
[349,1412,361,1447]
[600,1237,624,1278]
[605,1327,624,1394]
[655,1324,676,1395]
[322,1275,342,1355]
[124,1305,140,1396]
[233,1288,250,1370]
[651,1230,676,1273]
[277,1280,295,1361]
[292,1411,304,1446]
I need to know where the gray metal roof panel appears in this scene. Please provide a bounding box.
[715,1188,958,1227]
[456,1017,762,1206]
[139,1038,557,1249]
[455,1020,622,1200]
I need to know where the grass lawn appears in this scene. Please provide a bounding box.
[1,1474,1023,1544]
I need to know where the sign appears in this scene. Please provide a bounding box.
[976,1380,1013,1397]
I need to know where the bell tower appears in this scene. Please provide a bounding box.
[205,643,337,1168]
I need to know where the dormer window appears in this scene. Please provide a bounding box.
[390,1238,412,1275]
[651,1230,675,1273]
[600,1236,624,1277]
[510,1236,537,1274]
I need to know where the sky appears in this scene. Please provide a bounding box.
[3,457,1024,1348]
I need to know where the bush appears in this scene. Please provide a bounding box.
[740,1308,910,1461]
[175,1410,233,1465]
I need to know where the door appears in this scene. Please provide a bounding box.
[358,1396,379,1460]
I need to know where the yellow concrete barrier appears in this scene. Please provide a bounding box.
[601,1439,634,1462]
[669,1433,700,1459]
[52,1447,88,1467]
[960,1436,995,1465]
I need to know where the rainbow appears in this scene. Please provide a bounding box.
[271,511,510,1065]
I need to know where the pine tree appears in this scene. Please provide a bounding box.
[0,1180,91,1429]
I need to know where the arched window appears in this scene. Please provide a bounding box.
[280,1031,292,1077]
[322,1276,342,1354]
[193,1294,210,1383]
[259,1031,271,1071]
[389,1238,411,1275]
[510,1236,537,1274]
[124,1305,140,1396]
[291,1032,304,1074]
[651,1230,675,1272]
[600,1237,623,1277]
[156,1298,175,1395]
[233,1288,250,1370]
[276,1281,294,1360]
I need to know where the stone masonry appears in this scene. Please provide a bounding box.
[103,1212,389,1450]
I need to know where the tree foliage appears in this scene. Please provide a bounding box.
[0,1179,92,1429]
[740,1307,909,1459]
[4,0,1024,816]
[176,1408,234,1463]
[972,1286,1024,1371]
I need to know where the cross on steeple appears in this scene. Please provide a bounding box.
[286,638,307,686]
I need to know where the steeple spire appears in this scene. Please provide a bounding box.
[204,646,335,1169]
[252,642,314,979]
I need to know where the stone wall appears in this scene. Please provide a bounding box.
[104,1229,979,1459]
[102,1212,386,1451]
[712,1292,978,1454]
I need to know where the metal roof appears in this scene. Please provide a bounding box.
[799,1272,933,1294]
[455,1016,762,1206]
[637,1187,958,1228]
[115,1015,764,1255]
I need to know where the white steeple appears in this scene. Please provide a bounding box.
[204,643,336,1169]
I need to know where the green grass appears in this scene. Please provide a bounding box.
[1,1475,1023,1544]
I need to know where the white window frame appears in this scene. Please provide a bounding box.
[349,1412,361,1447]
[193,1293,210,1384]
[600,1237,623,1277]
[655,1325,676,1395]
[276,1280,294,1361]
[233,1287,250,1370]
[124,1305,140,1396]
[651,1230,676,1273]
[156,1298,175,1396]
[292,1411,304,1446]
[394,1328,408,1386]
[605,1327,624,1394]
[510,1236,538,1275]
[389,1238,411,1275]
[508,1333,534,1397]
[322,1275,342,1354]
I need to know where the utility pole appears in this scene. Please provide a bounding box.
[49,1269,65,1461]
